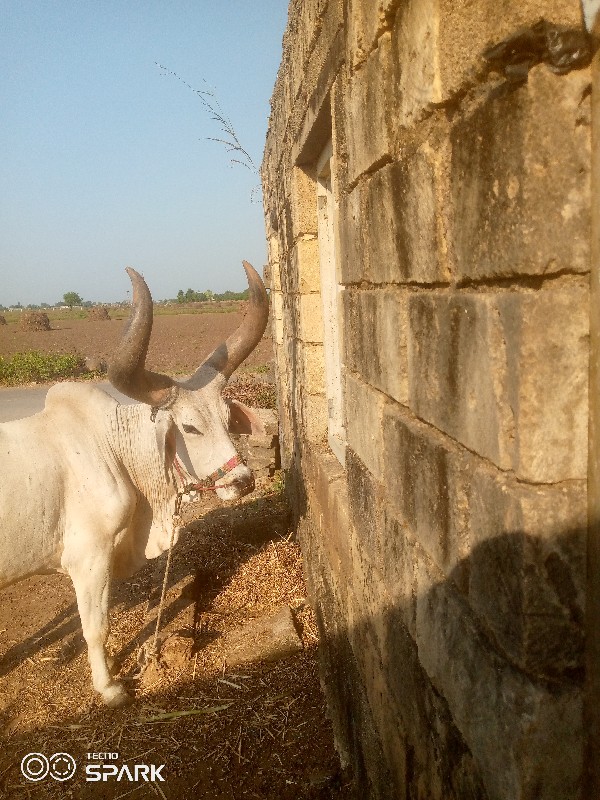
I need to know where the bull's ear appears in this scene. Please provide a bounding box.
[227,399,266,435]
[154,412,177,474]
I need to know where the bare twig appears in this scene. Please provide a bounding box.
[155,63,259,177]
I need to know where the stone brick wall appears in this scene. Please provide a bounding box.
[232,408,280,479]
[262,3,591,798]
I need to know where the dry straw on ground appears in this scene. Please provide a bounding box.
[20,311,50,331]
[0,476,354,799]
[87,306,111,321]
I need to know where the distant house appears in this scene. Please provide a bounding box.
[262,2,591,798]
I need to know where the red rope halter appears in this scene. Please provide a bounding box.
[172,454,244,493]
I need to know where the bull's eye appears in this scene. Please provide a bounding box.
[182,424,202,435]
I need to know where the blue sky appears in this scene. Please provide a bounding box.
[0,1,288,306]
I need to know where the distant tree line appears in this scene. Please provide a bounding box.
[175,288,249,303]
[0,286,250,311]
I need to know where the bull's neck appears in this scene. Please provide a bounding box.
[111,404,176,509]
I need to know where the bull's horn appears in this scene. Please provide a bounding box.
[107,267,175,406]
[201,261,269,380]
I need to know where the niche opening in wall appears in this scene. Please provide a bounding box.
[316,138,346,465]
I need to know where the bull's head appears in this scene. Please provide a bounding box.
[108,262,269,502]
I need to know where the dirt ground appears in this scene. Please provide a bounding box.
[0,309,357,799]
[0,482,356,800]
[0,307,274,376]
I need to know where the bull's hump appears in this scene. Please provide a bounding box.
[45,382,119,417]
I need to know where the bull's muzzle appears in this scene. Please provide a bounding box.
[215,465,255,501]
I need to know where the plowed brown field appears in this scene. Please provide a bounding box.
[0,307,274,376]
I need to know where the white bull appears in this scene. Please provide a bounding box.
[0,262,268,706]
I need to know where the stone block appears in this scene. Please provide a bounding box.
[267,237,281,289]
[348,625,409,800]
[382,404,470,579]
[408,282,588,483]
[300,341,326,394]
[279,293,297,344]
[344,287,409,404]
[494,283,589,483]
[326,477,354,582]
[466,467,586,680]
[308,445,345,511]
[300,0,344,114]
[291,166,318,239]
[253,408,279,436]
[346,447,383,570]
[340,145,451,286]
[450,65,591,281]
[278,197,296,259]
[309,470,353,584]
[391,0,583,128]
[408,291,514,471]
[368,144,451,285]
[298,293,324,343]
[346,0,399,70]
[288,0,337,106]
[292,235,321,293]
[345,535,393,673]
[338,183,365,284]
[413,553,583,800]
[330,72,349,191]
[262,263,271,290]
[245,433,275,450]
[223,606,303,667]
[271,291,284,345]
[345,373,389,481]
[301,389,328,442]
[247,452,276,472]
[390,0,440,129]
[346,32,397,184]
[381,598,489,799]
[380,510,418,639]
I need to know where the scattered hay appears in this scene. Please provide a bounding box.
[224,378,277,409]
[20,311,51,331]
[87,306,111,321]
[0,478,354,798]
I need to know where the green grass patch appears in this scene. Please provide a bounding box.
[238,363,270,375]
[0,351,86,386]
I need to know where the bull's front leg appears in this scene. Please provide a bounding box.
[63,535,131,707]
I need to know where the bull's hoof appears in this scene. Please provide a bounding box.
[103,682,133,708]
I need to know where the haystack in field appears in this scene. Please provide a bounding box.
[87,306,111,321]
[20,311,50,331]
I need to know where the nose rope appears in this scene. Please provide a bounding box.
[172,453,244,493]
[135,450,246,676]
